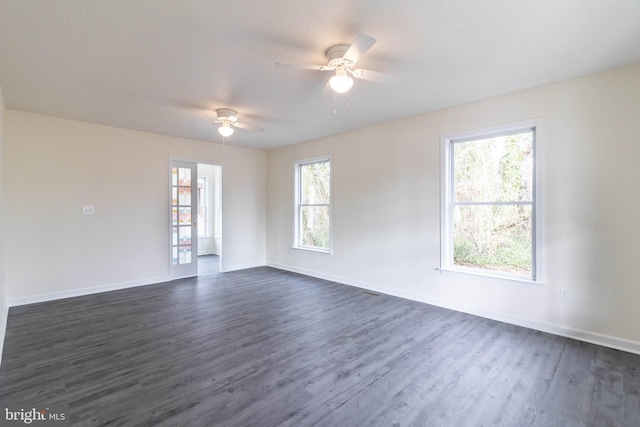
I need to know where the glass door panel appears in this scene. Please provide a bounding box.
[170,161,198,278]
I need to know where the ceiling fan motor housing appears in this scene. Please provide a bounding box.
[326,45,353,68]
[215,108,238,122]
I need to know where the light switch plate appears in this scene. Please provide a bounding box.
[82,205,95,215]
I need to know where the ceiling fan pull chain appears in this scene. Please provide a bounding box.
[333,91,337,114]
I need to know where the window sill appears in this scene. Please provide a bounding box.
[437,267,546,288]
[290,246,333,255]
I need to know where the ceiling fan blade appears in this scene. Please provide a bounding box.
[351,69,400,85]
[275,62,330,71]
[343,33,376,65]
[233,122,265,132]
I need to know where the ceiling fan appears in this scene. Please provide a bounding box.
[275,33,398,94]
[213,108,264,137]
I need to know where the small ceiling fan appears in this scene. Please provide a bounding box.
[275,33,398,94]
[213,108,264,137]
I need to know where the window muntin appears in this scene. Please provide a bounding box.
[295,158,331,252]
[443,126,538,281]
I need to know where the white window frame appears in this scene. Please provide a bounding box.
[440,119,544,286]
[293,156,333,254]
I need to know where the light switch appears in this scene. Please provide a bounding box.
[82,205,95,215]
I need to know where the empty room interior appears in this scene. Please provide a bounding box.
[1,1,640,426]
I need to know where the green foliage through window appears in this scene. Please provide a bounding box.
[298,160,331,250]
[451,130,535,276]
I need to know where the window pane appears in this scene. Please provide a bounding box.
[178,187,191,205]
[301,161,330,204]
[178,246,192,264]
[178,167,191,186]
[453,204,532,275]
[454,131,533,203]
[178,207,191,225]
[178,226,191,245]
[300,206,330,249]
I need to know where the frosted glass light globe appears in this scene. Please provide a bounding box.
[218,123,234,137]
[329,74,354,93]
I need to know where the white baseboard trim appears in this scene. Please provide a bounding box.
[6,260,262,306]
[267,262,640,356]
[7,276,171,308]
[0,301,8,367]
[221,262,265,273]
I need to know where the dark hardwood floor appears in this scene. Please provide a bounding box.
[1,256,639,426]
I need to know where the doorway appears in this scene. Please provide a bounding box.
[196,163,222,275]
[170,160,222,279]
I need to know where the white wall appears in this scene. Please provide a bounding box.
[267,63,640,352]
[0,83,7,365]
[4,112,266,303]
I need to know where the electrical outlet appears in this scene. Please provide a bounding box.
[82,205,95,215]
[560,289,569,302]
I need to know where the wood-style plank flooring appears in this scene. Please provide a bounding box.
[1,255,639,426]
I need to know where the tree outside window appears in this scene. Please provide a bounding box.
[296,158,331,251]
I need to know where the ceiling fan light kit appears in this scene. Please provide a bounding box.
[329,65,354,93]
[218,121,234,137]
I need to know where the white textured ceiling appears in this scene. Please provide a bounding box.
[1,0,639,150]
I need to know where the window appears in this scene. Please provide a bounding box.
[295,157,331,252]
[441,121,541,283]
[197,176,209,238]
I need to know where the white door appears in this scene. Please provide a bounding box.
[170,161,198,278]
